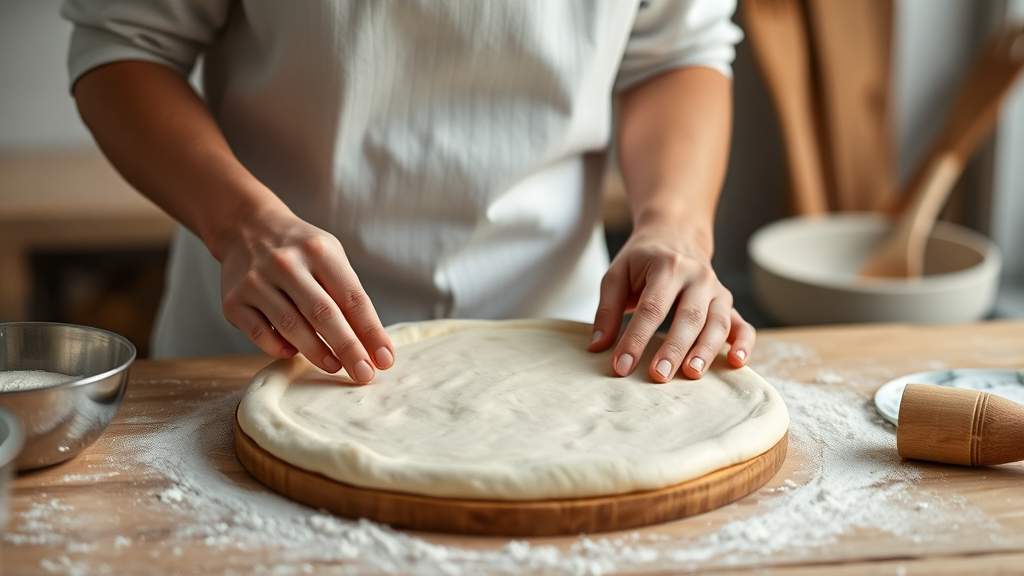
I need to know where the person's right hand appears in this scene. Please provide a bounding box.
[218,204,393,383]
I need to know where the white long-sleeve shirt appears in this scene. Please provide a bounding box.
[63,0,742,358]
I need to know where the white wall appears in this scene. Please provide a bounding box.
[992,0,1024,279]
[992,0,1024,315]
[0,0,92,148]
[894,0,984,183]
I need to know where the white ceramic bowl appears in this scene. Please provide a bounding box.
[749,214,1002,326]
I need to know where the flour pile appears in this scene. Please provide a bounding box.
[4,341,1007,575]
[0,370,78,392]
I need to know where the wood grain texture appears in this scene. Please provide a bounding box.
[806,0,895,212]
[6,322,1024,574]
[898,383,1024,466]
[744,0,829,216]
[235,417,788,537]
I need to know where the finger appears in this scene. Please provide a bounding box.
[726,309,756,368]
[589,266,629,352]
[246,279,347,377]
[680,296,733,380]
[611,267,680,377]
[225,303,296,359]
[270,264,378,381]
[309,240,394,370]
[646,281,715,382]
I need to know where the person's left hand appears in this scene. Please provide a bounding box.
[588,221,755,382]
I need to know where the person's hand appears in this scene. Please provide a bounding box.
[218,204,393,383]
[588,221,755,382]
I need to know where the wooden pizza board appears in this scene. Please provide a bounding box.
[234,412,788,537]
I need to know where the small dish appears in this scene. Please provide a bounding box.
[874,368,1024,425]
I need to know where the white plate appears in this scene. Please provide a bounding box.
[874,368,1024,425]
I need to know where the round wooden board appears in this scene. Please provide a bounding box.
[234,414,788,537]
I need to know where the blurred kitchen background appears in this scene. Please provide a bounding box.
[2,0,1023,357]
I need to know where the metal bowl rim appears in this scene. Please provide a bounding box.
[0,321,136,395]
[0,406,25,469]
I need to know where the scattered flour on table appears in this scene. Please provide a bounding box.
[158,487,186,504]
[815,369,845,385]
[4,498,73,546]
[3,341,1007,575]
[59,471,120,483]
[0,369,78,392]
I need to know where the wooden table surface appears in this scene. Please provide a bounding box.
[3,321,1023,574]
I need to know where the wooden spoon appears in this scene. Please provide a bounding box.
[744,0,829,216]
[861,25,1024,279]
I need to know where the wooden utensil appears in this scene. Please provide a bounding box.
[806,0,896,212]
[861,25,1024,278]
[235,416,788,536]
[898,384,1024,466]
[744,0,829,216]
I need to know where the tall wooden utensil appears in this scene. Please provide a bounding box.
[806,0,896,212]
[745,0,829,216]
[861,25,1024,278]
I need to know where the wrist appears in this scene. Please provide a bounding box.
[201,183,292,261]
[631,208,715,260]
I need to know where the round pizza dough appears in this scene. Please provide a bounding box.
[237,319,789,500]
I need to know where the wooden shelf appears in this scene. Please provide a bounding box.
[0,148,175,320]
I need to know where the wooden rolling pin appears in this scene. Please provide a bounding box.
[898,384,1024,466]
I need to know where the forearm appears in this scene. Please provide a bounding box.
[617,67,732,258]
[72,60,289,260]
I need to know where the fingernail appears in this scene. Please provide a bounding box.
[353,359,374,383]
[615,353,634,376]
[689,356,706,373]
[655,359,673,379]
[323,355,341,373]
[591,330,603,345]
[374,347,394,369]
[735,349,747,361]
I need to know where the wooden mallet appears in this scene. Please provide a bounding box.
[897,383,1024,466]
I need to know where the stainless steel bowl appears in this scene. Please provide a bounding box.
[0,322,135,470]
[0,407,23,526]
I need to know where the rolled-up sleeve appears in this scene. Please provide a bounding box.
[615,0,743,91]
[61,0,232,87]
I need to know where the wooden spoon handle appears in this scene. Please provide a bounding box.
[893,25,1024,215]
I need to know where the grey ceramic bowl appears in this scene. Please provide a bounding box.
[0,407,23,526]
[0,322,135,471]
